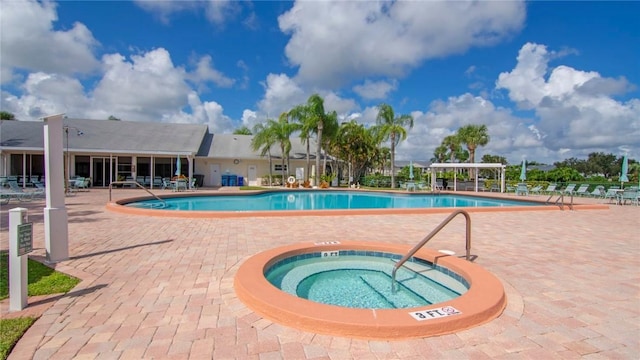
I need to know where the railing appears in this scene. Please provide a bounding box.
[108,181,167,207]
[545,192,573,210]
[391,210,471,292]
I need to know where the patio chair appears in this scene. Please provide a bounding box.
[620,189,639,206]
[161,178,171,190]
[515,183,528,196]
[489,183,500,192]
[603,187,621,203]
[589,185,605,198]
[190,177,197,190]
[153,176,163,188]
[574,184,590,197]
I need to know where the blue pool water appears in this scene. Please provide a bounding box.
[125,190,540,211]
[265,251,468,309]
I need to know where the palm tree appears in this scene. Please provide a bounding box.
[432,144,448,163]
[269,112,300,184]
[442,135,461,163]
[297,94,334,184]
[375,103,414,188]
[288,105,313,182]
[233,126,252,135]
[457,124,490,178]
[251,122,276,186]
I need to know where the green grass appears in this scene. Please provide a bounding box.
[0,251,80,359]
[0,317,37,360]
[0,251,80,300]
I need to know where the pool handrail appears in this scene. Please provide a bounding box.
[109,180,167,208]
[391,209,471,292]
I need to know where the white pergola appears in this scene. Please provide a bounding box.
[428,163,506,192]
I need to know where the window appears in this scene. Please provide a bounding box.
[274,164,288,172]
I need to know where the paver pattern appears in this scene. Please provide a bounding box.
[1,188,638,359]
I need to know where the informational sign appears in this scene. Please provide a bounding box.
[409,306,461,321]
[17,222,33,256]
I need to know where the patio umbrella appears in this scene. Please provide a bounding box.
[409,161,414,180]
[619,154,629,188]
[519,159,527,182]
[175,156,182,176]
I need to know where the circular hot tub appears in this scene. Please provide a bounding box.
[234,241,506,339]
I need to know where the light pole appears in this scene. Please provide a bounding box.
[63,126,83,194]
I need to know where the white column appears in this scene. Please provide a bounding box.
[43,114,69,263]
[188,156,194,189]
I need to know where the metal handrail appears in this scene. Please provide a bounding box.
[545,192,573,210]
[391,209,471,292]
[108,181,166,207]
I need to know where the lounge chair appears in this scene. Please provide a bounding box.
[562,184,577,195]
[574,184,590,197]
[5,181,37,202]
[515,183,529,196]
[530,185,543,194]
[542,183,557,194]
[589,185,605,198]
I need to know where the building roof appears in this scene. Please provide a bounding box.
[1,119,324,160]
[1,118,208,156]
[199,133,321,160]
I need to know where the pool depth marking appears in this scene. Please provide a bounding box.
[410,306,461,321]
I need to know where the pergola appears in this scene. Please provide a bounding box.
[428,163,506,192]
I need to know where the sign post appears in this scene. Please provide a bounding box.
[9,208,31,311]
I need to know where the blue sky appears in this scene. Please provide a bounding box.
[1,0,638,164]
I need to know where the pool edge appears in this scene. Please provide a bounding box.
[233,241,507,340]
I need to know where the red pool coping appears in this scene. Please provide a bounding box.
[106,191,608,218]
[234,241,507,340]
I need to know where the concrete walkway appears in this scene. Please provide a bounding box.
[1,189,638,359]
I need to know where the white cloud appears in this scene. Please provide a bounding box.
[134,0,241,26]
[0,0,100,82]
[257,73,306,118]
[279,0,525,88]
[496,42,640,156]
[190,55,235,88]
[90,49,190,121]
[353,79,398,100]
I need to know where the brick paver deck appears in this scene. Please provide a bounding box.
[1,188,638,359]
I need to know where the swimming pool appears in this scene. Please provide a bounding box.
[265,251,468,309]
[122,190,541,211]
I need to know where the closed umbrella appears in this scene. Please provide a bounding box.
[519,159,527,182]
[619,154,629,189]
[175,156,182,176]
[409,161,414,180]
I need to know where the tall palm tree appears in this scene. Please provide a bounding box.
[457,124,490,178]
[298,94,333,184]
[270,112,300,184]
[432,144,448,163]
[288,105,313,182]
[442,134,461,163]
[375,103,414,188]
[251,122,276,186]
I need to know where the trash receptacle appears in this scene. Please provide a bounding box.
[229,175,237,186]
[238,176,244,186]
[221,175,229,186]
